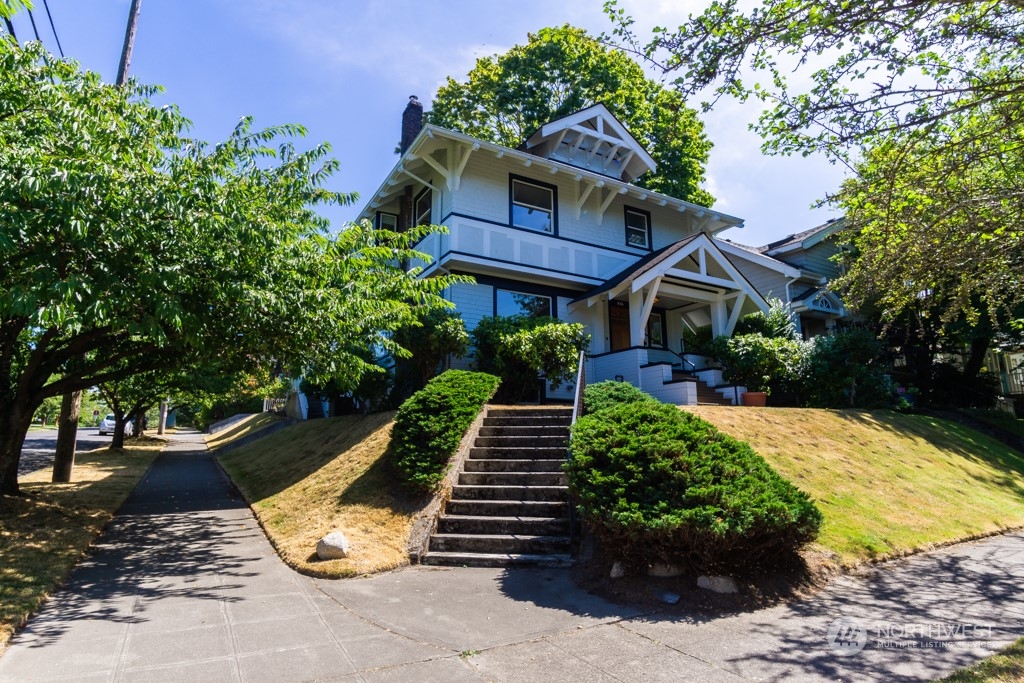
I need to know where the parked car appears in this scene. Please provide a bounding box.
[98,414,133,436]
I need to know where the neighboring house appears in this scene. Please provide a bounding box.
[721,218,850,339]
[356,98,850,404]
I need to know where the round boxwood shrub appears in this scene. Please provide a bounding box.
[582,380,657,415]
[567,401,822,575]
[390,370,501,493]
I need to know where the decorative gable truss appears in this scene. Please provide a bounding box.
[792,287,845,316]
[522,104,656,183]
[576,234,769,345]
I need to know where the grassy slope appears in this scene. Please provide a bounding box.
[217,412,422,578]
[939,636,1024,682]
[0,443,162,650]
[685,407,1024,566]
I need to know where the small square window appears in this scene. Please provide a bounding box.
[511,178,555,233]
[625,208,651,249]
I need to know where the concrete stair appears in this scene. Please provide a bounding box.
[673,371,734,405]
[422,407,574,568]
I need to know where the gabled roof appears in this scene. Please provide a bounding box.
[760,217,846,255]
[573,233,769,313]
[520,104,656,183]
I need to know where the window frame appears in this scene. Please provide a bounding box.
[624,206,652,250]
[509,174,558,235]
[375,211,399,230]
[645,310,665,348]
[414,187,432,227]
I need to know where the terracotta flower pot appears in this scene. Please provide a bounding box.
[741,391,768,407]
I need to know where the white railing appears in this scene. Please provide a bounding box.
[570,349,587,429]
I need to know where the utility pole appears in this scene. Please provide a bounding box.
[116,0,142,86]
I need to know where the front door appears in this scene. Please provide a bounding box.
[609,300,630,351]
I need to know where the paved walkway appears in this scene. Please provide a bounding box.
[2,431,1023,682]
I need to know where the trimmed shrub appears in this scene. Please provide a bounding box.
[800,328,890,408]
[567,401,822,575]
[390,370,501,493]
[582,381,657,415]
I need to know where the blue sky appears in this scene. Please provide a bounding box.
[8,0,846,247]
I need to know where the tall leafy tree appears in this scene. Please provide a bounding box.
[427,25,715,206]
[608,0,1024,329]
[0,41,466,495]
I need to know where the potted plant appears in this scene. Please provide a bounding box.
[711,334,789,406]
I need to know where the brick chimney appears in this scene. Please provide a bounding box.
[400,96,424,155]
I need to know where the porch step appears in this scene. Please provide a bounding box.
[672,371,734,406]
[421,406,573,568]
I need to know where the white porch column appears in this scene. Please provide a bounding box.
[629,276,662,346]
[710,298,729,338]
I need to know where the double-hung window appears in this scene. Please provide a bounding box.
[414,188,432,226]
[510,177,555,234]
[625,207,651,249]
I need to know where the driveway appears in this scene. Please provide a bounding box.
[1,430,1022,682]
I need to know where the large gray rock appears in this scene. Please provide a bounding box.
[647,563,685,577]
[316,531,351,560]
[697,575,739,594]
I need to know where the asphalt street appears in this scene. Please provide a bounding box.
[19,427,112,476]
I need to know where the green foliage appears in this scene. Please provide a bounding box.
[712,334,805,394]
[800,329,891,408]
[0,41,467,494]
[389,370,500,493]
[428,25,714,205]
[470,316,587,402]
[567,401,822,574]
[681,324,713,357]
[582,381,656,415]
[33,396,62,426]
[609,0,1024,331]
[392,308,470,395]
[734,298,798,340]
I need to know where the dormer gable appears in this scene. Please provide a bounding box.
[520,104,656,183]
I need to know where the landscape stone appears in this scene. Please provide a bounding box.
[697,575,739,594]
[647,563,685,577]
[609,561,625,579]
[316,531,351,560]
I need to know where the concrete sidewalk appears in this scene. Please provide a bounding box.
[1,431,1022,682]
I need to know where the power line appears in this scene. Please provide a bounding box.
[26,8,41,41]
[42,0,64,58]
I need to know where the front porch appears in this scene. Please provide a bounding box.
[569,234,766,405]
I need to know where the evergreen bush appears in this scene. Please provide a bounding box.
[582,381,657,415]
[567,401,822,574]
[389,370,500,493]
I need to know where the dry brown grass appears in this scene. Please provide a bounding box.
[204,412,286,450]
[217,412,423,578]
[685,406,1024,566]
[0,442,162,650]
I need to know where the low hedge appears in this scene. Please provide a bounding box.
[567,401,822,575]
[582,381,657,415]
[389,370,501,493]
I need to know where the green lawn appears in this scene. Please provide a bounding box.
[687,407,1024,566]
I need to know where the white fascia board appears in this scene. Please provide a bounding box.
[715,239,802,278]
[356,124,744,231]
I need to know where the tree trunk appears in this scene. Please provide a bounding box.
[111,410,127,449]
[157,400,167,435]
[963,335,991,383]
[0,401,35,496]
[52,390,82,483]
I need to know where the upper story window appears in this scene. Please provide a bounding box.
[624,207,652,249]
[510,176,556,234]
[375,212,399,230]
[414,187,432,226]
[496,288,552,318]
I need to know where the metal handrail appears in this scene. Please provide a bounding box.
[570,348,587,429]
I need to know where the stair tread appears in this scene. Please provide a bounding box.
[432,532,568,540]
[439,514,569,522]
[421,551,573,566]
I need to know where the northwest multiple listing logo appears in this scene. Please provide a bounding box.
[827,617,994,656]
